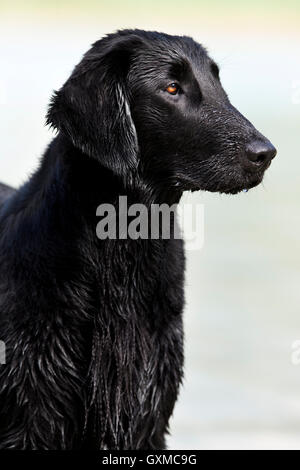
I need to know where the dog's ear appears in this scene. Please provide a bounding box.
[46,34,144,176]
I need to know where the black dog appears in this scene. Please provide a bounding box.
[0,29,276,449]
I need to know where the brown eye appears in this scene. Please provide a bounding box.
[166,82,179,95]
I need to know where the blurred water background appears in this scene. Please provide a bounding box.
[1,0,300,449]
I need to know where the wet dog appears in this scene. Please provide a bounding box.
[0,30,276,449]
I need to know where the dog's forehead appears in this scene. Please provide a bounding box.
[132,36,213,80]
[176,37,211,65]
[144,35,209,61]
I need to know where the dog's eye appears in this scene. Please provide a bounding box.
[166,83,180,95]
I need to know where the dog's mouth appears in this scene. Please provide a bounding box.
[221,171,265,195]
[175,167,266,195]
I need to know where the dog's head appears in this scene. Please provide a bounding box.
[47,29,276,195]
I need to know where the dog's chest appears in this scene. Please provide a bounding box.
[88,237,185,448]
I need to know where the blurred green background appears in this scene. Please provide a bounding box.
[1,0,300,449]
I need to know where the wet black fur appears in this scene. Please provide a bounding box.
[0,29,274,449]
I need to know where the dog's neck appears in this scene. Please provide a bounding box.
[4,134,182,256]
[34,134,182,210]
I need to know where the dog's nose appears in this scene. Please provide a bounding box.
[245,140,277,167]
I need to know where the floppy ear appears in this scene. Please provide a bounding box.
[46,34,144,176]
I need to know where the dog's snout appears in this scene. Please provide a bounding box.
[245,140,277,168]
